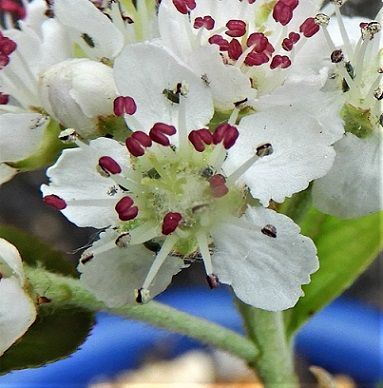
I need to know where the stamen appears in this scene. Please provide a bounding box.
[194,16,215,30]
[261,224,277,238]
[273,1,293,26]
[299,18,320,38]
[196,232,215,277]
[228,39,243,61]
[98,156,122,176]
[212,123,239,149]
[126,131,152,157]
[270,55,291,69]
[113,96,137,116]
[43,194,67,210]
[188,128,213,152]
[206,274,219,289]
[209,174,229,198]
[149,122,177,146]
[225,19,247,38]
[140,235,178,293]
[115,196,139,221]
[227,143,273,183]
[172,0,196,14]
[208,34,229,51]
[162,212,182,235]
[0,92,9,104]
[331,49,344,63]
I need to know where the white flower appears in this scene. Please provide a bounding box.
[42,44,318,311]
[312,5,383,218]
[157,0,336,112]
[0,238,36,356]
[38,58,117,138]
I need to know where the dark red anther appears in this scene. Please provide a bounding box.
[172,0,196,14]
[280,0,299,10]
[213,123,239,149]
[0,0,26,19]
[162,212,182,235]
[188,128,213,152]
[0,37,17,55]
[0,93,9,104]
[282,38,294,51]
[194,15,215,30]
[43,194,67,210]
[246,32,268,52]
[149,123,177,146]
[359,22,369,29]
[273,1,293,26]
[0,54,10,68]
[209,174,229,198]
[113,96,137,116]
[132,131,152,147]
[270,55,291,69]
[247,0,256,3]
[206,274,219,289]
[289,32,300,43]
[126,137,145,157]
[228,39,243,60]
[208,34,229,51]
[98,156,122,175]
[115,196,138,221]
[225,19,247,38]
[245,51,269,66]
[126,131,152,157]
[299,17,320,37]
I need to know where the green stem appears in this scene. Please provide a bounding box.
[237,301,299,388]
[26,266,258,363]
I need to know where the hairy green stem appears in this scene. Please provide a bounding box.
[237,300,299,388]
[26,266,258,363]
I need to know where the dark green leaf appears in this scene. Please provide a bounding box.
[286,209,382,337]
[0,306,94,374]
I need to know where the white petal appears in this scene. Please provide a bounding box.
[78,230,185,307]
[256,80,345,144]
[41,138,130,228]
[212,207,318,311]
[0,113,48,163]
[0,238,36,356]
[0,238,25,284]
[0,278,37,356]
[313,133,383,218]
[40,19,72,70]
[185,46,256,112]
[113,42,214,133]
[54,0,124,60]
[226,108,336,205]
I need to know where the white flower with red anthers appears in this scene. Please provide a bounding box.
[312,2,383,218]
[157,0,336,113]
[0,2,117,184]
[0,238,36,356]
[52,0,159,62]
[42,43,319,311]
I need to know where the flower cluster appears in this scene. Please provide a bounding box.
[0,0,381,332]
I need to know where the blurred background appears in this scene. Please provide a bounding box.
[0,0,382,387]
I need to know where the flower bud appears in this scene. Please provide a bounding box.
[38,58,117,138]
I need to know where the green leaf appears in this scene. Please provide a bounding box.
[0,225,76,277]
[286,209,383,337]
[0,226,94,373]
[0,306,94,374]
